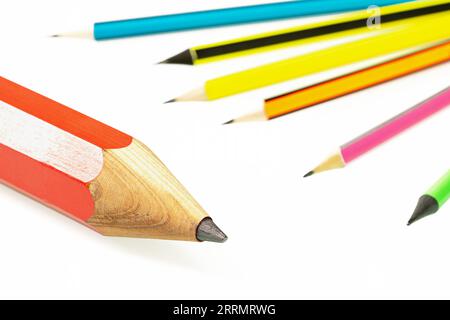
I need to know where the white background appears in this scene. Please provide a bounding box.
[0,0,449,299]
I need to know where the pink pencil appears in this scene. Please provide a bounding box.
[304,86,450,177]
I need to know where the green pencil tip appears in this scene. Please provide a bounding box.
[407,195,439,226]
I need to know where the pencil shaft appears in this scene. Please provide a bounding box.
[0,142,95,222]
[341,87,450,163]
[192,0,449,64]
[427,170,450,207]
[0,100,103,183]
[0,77,131,149]
[93,0,413,40]
[204,13,450,100]
[264,41,450,119]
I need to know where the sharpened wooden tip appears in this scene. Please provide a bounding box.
[49,31,93,39]
[164,99,176,104]
[88,139,213,242]
[225,110,267,124]
[306,152,345,177]
[196,218,228,243]
[169,87,207,102]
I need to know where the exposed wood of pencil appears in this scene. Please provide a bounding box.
[88,138,213,241]
[51,31,93,39]
[167,87,207,103]
[223,110,267,125]
[304,152,346,178]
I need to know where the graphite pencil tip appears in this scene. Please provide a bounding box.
[407,195,439,226]
[222,119,234,125]
[196,218,228,243]
[49,31,93,39]
[303,171,314,178]
[158,50,194,65]
[164,99,176,104]
[303,153,346,178]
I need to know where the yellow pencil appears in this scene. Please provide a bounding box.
[161,0,450,65]
[167,12,450,102]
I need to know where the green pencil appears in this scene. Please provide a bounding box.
[408,169,450,225]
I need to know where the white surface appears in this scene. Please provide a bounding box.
[0,0,449,299]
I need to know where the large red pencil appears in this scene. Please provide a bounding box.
[0,77,227,243]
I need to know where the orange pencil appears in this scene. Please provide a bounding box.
[0,77,227,243]
[224,41,450,124]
